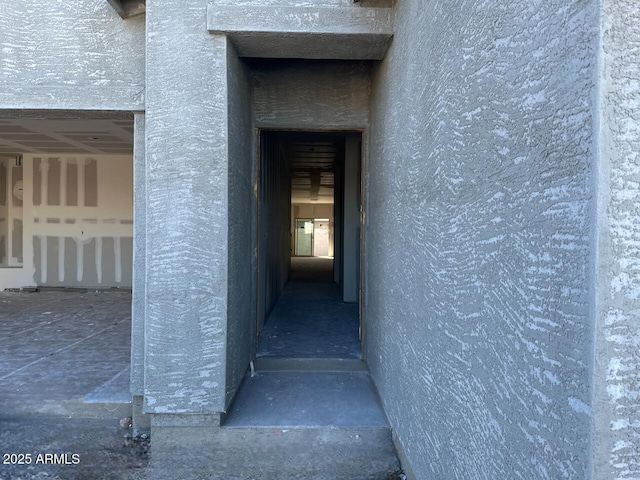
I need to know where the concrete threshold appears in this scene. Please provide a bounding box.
[254,357,368,372]
[224,371,388,428]
[153,371,400,479]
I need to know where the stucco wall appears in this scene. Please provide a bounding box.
[0,0,144,111]
[593,0,640,478]
[366,1,598,478]
[144,1,229,414]
[226,45,254,408]
[251,59,370,130]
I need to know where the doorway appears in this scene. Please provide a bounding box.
[255,129,363,362]
[293,218,314,256]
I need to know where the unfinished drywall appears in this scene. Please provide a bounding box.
[366,0,597,478]
[593,1,640,478]
[0,154,133,289]
[29,154,133,288]
[0,159,23,267]
[0,0,144,110]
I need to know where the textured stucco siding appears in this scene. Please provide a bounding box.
[594,0,640,478]
[0,0,144,111]
[208,0,392,8]
[366,1,597,478]
[251,60,370,129]
[225,45,255,408]
[144,1,229,413]
[207,4,392,60]
[131,113,145,395]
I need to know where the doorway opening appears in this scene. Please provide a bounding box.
[255,129,363,363]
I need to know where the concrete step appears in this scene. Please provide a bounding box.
[254,356,368,372]
[151,371,401,479]
[153,426,400,480]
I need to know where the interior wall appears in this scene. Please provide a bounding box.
[225,45,255,406]
[0,158,23,267]
[366,0,597,478]
[593,0,640,478]
[0,154,133,289]
[257,133,291,332]
[291,203,334,257]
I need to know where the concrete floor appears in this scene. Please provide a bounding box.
[257,257,360,359]
[0,290,132,416]
[219,257,402,477]
[0,277,398,478]
[0,290,146,480]
[225,371,388,427]
[288,256,334,283]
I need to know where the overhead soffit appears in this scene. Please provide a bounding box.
[107,0,146,19]
[207,5,393,60]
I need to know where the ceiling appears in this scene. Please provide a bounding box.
[288,140,337,204]
[0,116,349,206]
[272,131,346,205]
[0,116,134,159]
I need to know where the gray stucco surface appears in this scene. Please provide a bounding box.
[594,0,640,478]
[2,0,639,477]
[251,59,370,129]
[225,45,255,408]
[207,5,392,60]
[144,1,229,413]
[0,0,144,111]
[131,113,145,396]
[366,1,598,478]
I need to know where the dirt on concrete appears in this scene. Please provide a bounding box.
[0,415,148,480]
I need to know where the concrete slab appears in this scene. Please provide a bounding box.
[0,291,145,479]
[151,425,400,480]
[257,281,360,359]
[0,415,148,480]
[84,366,132,404]
[224,371,388,427]
[0,290,132,416]
[254,357,368,372]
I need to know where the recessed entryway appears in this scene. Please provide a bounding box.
[255,129,363,365]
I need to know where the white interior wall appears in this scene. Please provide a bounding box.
[0,154,133,289]
[291,203,334,256]
[0,158,23,268]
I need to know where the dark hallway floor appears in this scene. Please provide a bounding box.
[288,255,334,283]
[257,257,360,359]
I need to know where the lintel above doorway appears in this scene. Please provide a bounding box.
[207,5,393,60]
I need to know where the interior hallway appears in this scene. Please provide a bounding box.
[257,257,360,359]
